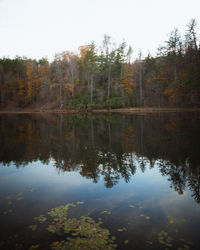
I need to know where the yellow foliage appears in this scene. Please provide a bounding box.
[122,64,135,94]
[164,87,175,99]
[79,45,90,62]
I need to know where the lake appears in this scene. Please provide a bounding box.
[0,112,200,250]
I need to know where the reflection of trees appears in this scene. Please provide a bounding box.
[158,160,187,195]
[188,168,200,203]
[0,113,200,202]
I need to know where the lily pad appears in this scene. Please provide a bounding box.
[17,197,23,201]
[7,200,12,206]
[30,203,117,249]
[76,201,84,205]
[181,218,186,223]
[29,244,40,249]
[167,216,175,224]
[117,227,126,232]
[34,214,47,223]
[101,210,111,215]
[29,225,38,231]
[4,209,13,214]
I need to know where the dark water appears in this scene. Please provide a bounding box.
[0,113,200,250]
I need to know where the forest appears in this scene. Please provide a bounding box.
[0,19,200,110]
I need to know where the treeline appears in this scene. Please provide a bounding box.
[0,19,200,109]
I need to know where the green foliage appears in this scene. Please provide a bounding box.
[102,97,126,109]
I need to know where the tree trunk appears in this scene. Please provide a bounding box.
[90,74,93,103]
[108,63,111,97]
[0,64,4,105]
[139,61,143,106]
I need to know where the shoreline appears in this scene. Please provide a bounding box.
[0,107,200,114]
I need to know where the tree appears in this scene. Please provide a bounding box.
[0,63,4,105]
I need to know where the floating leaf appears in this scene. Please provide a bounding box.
[158,231,173,247]
[29,244,40,249]
[140,214,144,217]
[76,201,84,205]
[51,242,59,246]
[29,225,37,231]
[30,203,117,249]
[167,216,175,224]
[34,214,46,223]
[7,200,12,206]
[145,216,150,220]
[101,210,111,215]
[48,225,57,233]
[129,204,135,208]
[4,209,12,214]
[181,218,186,223]
[124,240,129,244]
[117,227,126,232]
[17,197,23,201]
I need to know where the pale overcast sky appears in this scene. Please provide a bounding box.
[0,0,199,60]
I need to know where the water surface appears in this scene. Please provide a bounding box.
[0,113,200,249]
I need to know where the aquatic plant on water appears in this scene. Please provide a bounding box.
[29,203,117,250]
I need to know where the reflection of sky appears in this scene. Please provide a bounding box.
[1,158,200,249]
[0,158,195,206]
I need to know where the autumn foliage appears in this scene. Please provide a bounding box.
[0,19,200,109]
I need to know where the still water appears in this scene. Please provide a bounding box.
[0,113,200,250]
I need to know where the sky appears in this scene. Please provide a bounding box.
[0,0,199,61]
